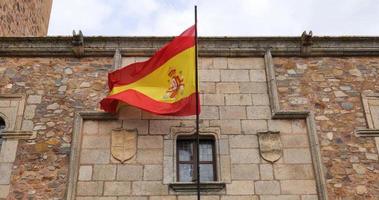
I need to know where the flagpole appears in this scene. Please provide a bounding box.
[194,5,201,200]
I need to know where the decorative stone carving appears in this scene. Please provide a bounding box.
[111,128,137,163]
[258,131,282,163]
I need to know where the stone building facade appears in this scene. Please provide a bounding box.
[0,35,378,200]
[0,0,52,37]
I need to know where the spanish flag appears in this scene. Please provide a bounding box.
[100,25,199,116]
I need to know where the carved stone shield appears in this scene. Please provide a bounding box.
[258,131,282,163]
[111,129,137,163]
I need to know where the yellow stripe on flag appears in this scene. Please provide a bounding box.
[110,47,196,103]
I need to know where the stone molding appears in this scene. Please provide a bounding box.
[66,111,117,200]
[264,50,329,200]
[168,182,225,193]
[1,36,379,57]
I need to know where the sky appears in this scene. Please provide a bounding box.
[48,0,379,36]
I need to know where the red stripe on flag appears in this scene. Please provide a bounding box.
[100,90,200,116]
[108,25,195,90]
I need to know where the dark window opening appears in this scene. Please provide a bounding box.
[0,117,5,150]
[176,135,217,182]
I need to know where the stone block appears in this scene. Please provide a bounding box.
[301,195,318,200]
[164,140,173,156]
[83,120,98,135]
[143,164,163,180]
[260,195,300,200]
[0,140,18,162]
[122,57,136,66]
[291,120,307,134]
[210,120,241,135]
[281,135,308,148]
[117,165,143,181]
[280,180,317,194]
[219,138,229,155]
[118,106,142,119]
[199,57,213,69]
[21,120,34,131]
[247,106,271,120]
[199,70,220,82]
[200,82,216,93]
[216,83,240,94]
[203,94,225,105]
[199,106,219,120]
[221,70,250,82]
[260,164,274,180]
[80,149,110,164]
[239,82,267,94]
[268,120,292,134]
[104,181,131,196]
[230,135,258,148]
[76,197,117,200]
[249,70,266,82]
[137,149,163,164]
[150,120,195,134]
[227,181,255,195]
[0,185,10,199]
[98,120,122,135]
[78,165,92,181]
[27,95,42,104]
[228,58,264,69]
[0,163,12,184]
[220,196,253,200]
[93,164,116,180]
[283,149,312,164]
[0,100,10,107]
[82,135,110,149]
[274,164,314,180]
[150,196,176,200]
[138,136,163,149]
[220,106,246,119]
[231,164,259,180]
[230,149,260,164]
[24,105,36,119]
[118,197,148,200]
[252,94,270,106]
[255,181,280,194]
[132,181,167,195]
[122,120,149,135]
[225,94,252,105]
[163,156,174,184]
[76,181,103,196]
[213,57,228,69]
[241,120,268,134]
[220,155,231,182]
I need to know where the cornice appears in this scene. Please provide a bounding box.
[1,36,379,57]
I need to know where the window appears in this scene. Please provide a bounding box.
[0,117,5,150]
[176,135,216,182]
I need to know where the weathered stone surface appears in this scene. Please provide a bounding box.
[93,164,116,180]
[77,181,103,196]
[27,95,42,104]
[104,181,131,196]
[136,149,163,164]
[117,165,143,181]
[210,120,241,135]
[80,149,110,164]
[260,195,300,200]
[259,164,273,180]
[220,106,246,119]
[143,165,163,180]
[230,149,260,164]
[246,106,271,119]
[78,165,92,181]
[280,180,316,194]
[0,185,10,199]
[283,149,312,164]
[0,163,12,184]
[229,135,258,148]
[274,164,314,180]
[225,94,252,105]
[138,136,163,149]
[132,181,167,195]
[255,181,280,194]
[82,135,110,149]
[231,164,259,180]
[227,181,255,195]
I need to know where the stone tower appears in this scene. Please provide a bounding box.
[0,0,52,36]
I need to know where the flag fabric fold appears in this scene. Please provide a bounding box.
[100,25,200,116]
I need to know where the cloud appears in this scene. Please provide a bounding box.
[48,0,379,36]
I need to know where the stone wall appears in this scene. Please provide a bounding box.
[0,56,321,199]
[0,0,52,36]
[274,57,379,199]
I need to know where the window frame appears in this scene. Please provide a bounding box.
[176,135,217,182]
